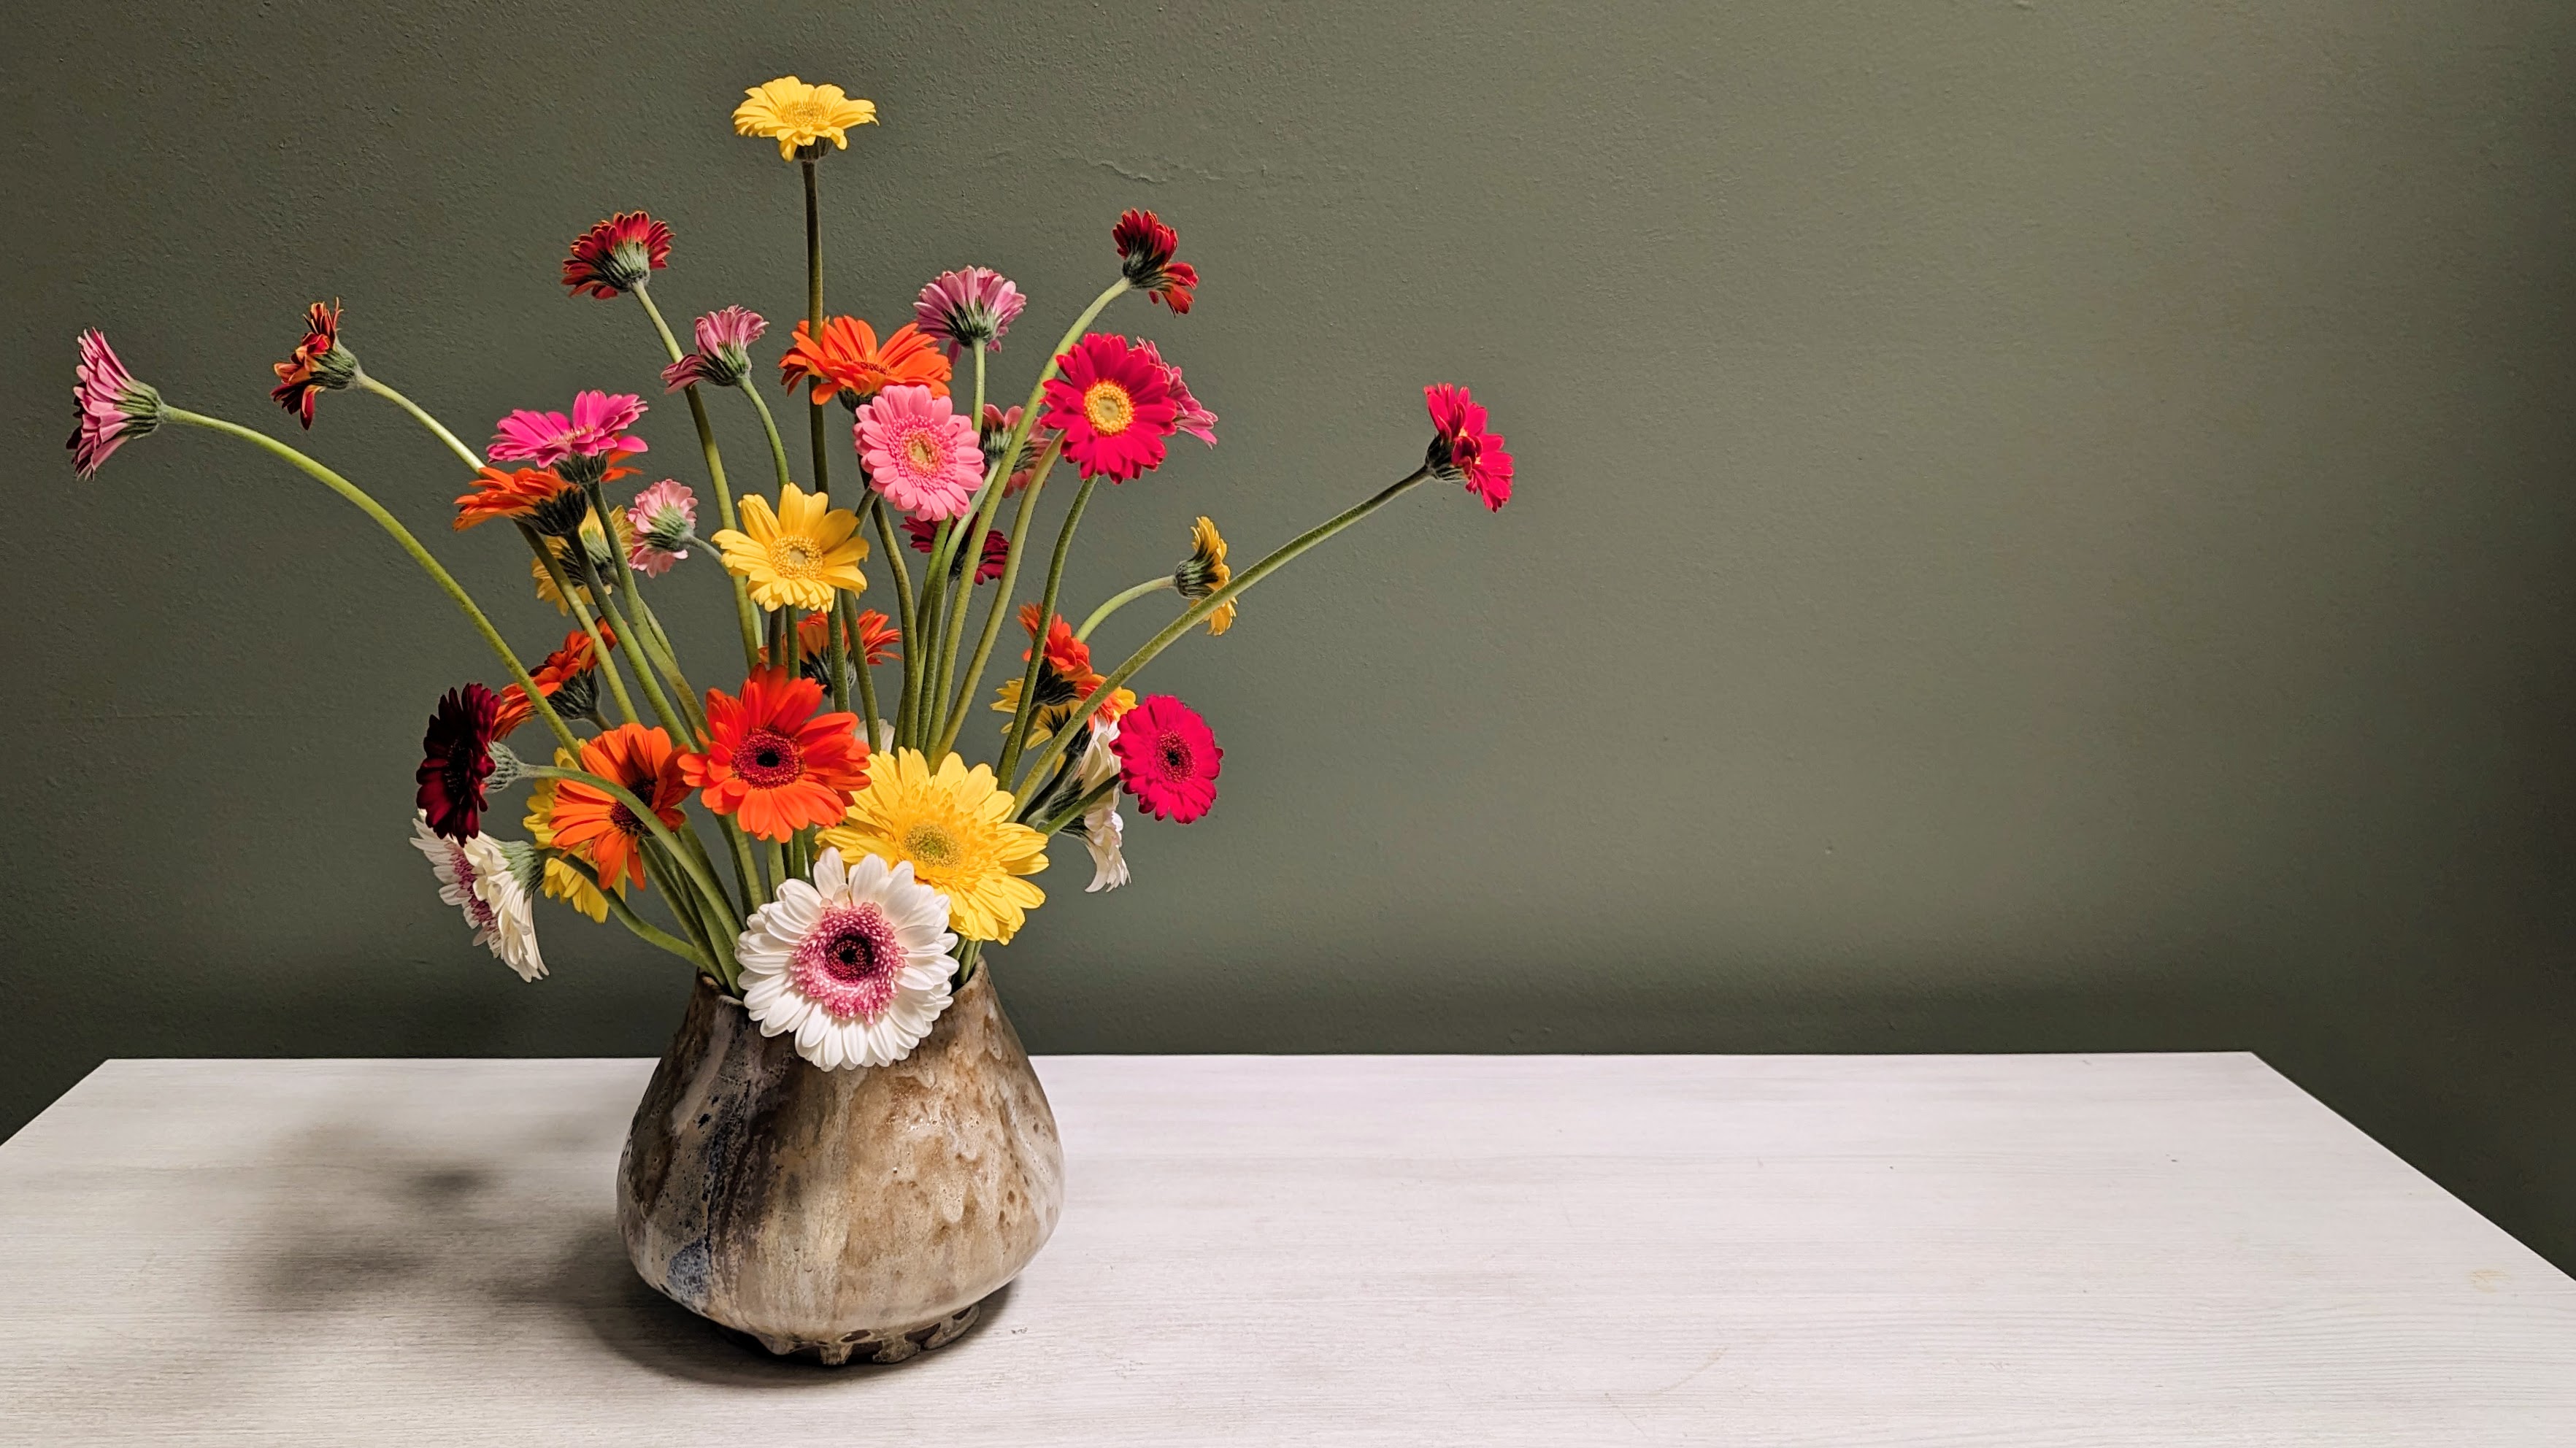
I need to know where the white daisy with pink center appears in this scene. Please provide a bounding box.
[409,814,544,982]
[855,383,984,520]
[734,847,958,1070]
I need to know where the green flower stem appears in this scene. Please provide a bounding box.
[632,285,762,672]
[954,939,984,989]
[516,520,634,720]
[1034,776,1118,836]
[559,547,643,728]
[1013,466,1436,811]
[821,590,852,715]
[640,837,728,984]
[803,159,830,497]
[937,443,1058,760]
[983,277,1131,522]
[998,471,1103,784]
[353,372,482,472]
[842,594,880,737]
[871,496,920,745]
[558,855,706,968]
[765,839,789,901]
[922,344,989,588]
[742,381,797,493]
[524,763,741,956]
[165,407,579,758]
[589,574,693,744]
[627,593,709,739]
[1077,577,1176,642]
[913,546,951,747]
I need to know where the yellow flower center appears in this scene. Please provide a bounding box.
[904,433,944,473]
[1083,382,1135,436]
[902,822,960,869]
[775,98,836,134]
[772,535,821,577]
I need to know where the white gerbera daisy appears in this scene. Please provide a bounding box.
[409,814,545,982]
[735,847,958,1071]
[1072,719,1129,893]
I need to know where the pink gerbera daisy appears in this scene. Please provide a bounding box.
[1136,339,1216,447]
[1110,693,1223,823]
[1423,383,1515,512]
[66,330,164,478]
[624,479,698,576]
[1039,334,1179,482]
[661,306,766,391]
[562,211,672,299]
[491,390,650,471]
[913,267,1026,358]
[856,384,983,520]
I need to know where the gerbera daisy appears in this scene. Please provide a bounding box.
[624,479,697,575]
[820,749,1048,944]
[793,608,902,669]
[269,301,358,429]
[494,627,617,737]
[1136,339,1217,446]
[711,482,869,612]
[417,683,503,841]
[733,76,877,161]
[1039,334,1179,482]
[778,317,950,407]
[991,604,1134,743]
[680,669,869,842]
[902,515,1009,584]
[531,507,637,615]
[526,755,612,920]
[1112,208,1199,314]
[913,267,1026,357]
[661,307,766,392]
[980,404,1058,493]
[490,391,649,480]
[410,815,545,981]
[1111,693,1223,823]
[736,849,955,1071]
[1069,720,1130,893]
[545,723,688,893]
[857,385,984,519]
[67,330,163,478]
[1423,382,1515,512]
[454,464,588,536]
[1172,515,1237,635]
[853,608,903,665]
[561,212,672,299]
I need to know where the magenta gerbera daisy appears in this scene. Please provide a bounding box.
[661,306,766,391]
[913,267,1026,358]
[1112,209,1199,314]
[1423,383,1514,512]
[1039,334,1179,482]
[66,330,164,478]
[562,211,672,299]
[855,384,984,520]
[417,683,504,842]
[491,390,650,477]
[1136,339,1216,447]
[1110,693,1223,823]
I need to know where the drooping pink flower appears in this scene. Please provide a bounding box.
[1110,694,1222,823]
[1423,383,1514,512]
[1136,339,1216,447]
[625,479,699,576]
[1112,209,1198,314]
[856,384,984,520]
[913,268,1027,358]
[661,306,766,391]
[1039,334,1178,482]
[980,404,1058,494]
[562,212,672,299]
[901,515,1010,585]
[491,391,650,467]
[67,330,163,478]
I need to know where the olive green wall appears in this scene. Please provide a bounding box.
[6,2,2575,1266]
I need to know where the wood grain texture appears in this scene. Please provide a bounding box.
[0,1053,2567,1445]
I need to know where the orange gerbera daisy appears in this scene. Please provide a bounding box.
[455,464,588,535]
[546,723,688,892]
[991,604,1134,742]
[493,627,620,737]
[679,669,871,841]
[777,317,951,407]
[793,607,903,668]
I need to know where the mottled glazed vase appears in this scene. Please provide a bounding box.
[617,966,1064,1364]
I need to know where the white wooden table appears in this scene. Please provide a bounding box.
[0,1054,2568,1445]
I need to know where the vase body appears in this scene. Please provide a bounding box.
[617,966,1064,1364]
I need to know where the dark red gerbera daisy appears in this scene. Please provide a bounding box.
[417,683,504,840]
[270,301,358,429]
[901,515,1010,584]
[1111,208,1199,314]
[562,212,673,299]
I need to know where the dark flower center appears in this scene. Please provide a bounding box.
[609,802,644,837]
[733,727,804,788]
[1158,732,1192,779]
[791,903,904,1021]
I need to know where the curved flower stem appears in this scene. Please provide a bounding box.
[923,345,991,588]
[1077,577,1176,642]
[633,285,763,672]
[1034,776,1118,836]
[870,496,919,744]
[523,763,741,958]
[558,548,644,728]
[839,594,879,731]
[640,838,730,985]
[556,855,705,968]
[164,407,580,757]
[937,444,1056,759]
[516,520,635,722]
[1012,466,1436,812]
[985,277,1131,514]
[741,382,798,493]
[802,159,830,498]
[588,571,691,744]
[626,593,709,739]
[353,371,482,472]
[998,470,1102,785]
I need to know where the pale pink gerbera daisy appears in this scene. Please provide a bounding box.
[856,384,984,520]
[624,479,698,576]
[67,330,164,478]
[734,848,958,1071]
[1136,339,1217,447]
[661,306,766,391]
[913,267,1026,358]
[491,390,650,469]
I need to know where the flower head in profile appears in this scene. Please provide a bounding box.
[545,723,688,893]
[494,626,618,737]
[526,755,612,920]
[913,267,1026,358]
[531,507,637,615]
[779,317,951,407]
[981,404,1058,493]
[857,385,983,520]
[902,515,1009,585]
[1173,516,1236,636]
[680,669,870,842]
[820,749,1048,943]
[454,465,588,536]
[417,684,504,841]
[794,608,902,671]
[624,479,698,575]
[1112,208,1199,313]
[491,391,649,473]
[1069,720,1130,893]
[712,482,869,612]
[1136,339,1217,447]
[661,307,766,392]
[736,848,956,1071]
[561,212,672,299]
[1111,693,1223,823]
[1423,383,1514,512]
[410,815,545,982]
[67,330,163,478]
[1039,334,1178,482]
[734,77,877,161]
[269,301,359,428]
[991,604,1133,744]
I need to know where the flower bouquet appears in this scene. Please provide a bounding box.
[69,75,1513,1362]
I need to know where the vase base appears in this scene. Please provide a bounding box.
[730,1298,985,1366]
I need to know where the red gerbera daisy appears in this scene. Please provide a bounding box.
[417,684,503,840]
[562,212,673,299]
[1039,334,1179,482]
[453,464,588,535]
[777,317,952,407]
[1112,209,1199,314]
[269,301,358,428]
[901,515,1010,584]
[547,724,690,892]
[1423,383,1515,512]
[792,609,902,669]
[1110,693,1223,823]
[679,669,871,841]
[493,627,617,737]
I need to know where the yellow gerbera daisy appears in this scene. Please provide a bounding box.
[711,482,868,612]
[1174,516,1236,636]
[820,749,1047,943]
[734,77,878,161]
[525,757,612,921]
[531,507,637,615]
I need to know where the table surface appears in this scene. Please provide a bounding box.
[0,1054,2569,1446]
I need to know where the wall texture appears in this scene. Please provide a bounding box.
[4,2,2573,1266]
